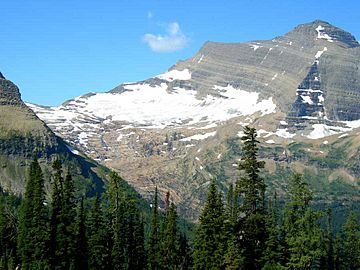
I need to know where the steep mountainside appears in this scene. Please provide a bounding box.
[28,20,360,219]
[0,74,107,196]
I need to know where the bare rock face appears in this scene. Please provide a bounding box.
[0,75,25,107]
[27,20,360,219]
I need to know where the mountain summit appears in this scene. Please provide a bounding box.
[284,20,359,48]
[28,20,360,218]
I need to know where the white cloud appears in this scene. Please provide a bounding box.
[143,22,189,53]
[147,11,153,19]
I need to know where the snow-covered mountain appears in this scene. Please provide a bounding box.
[28,20,360,219]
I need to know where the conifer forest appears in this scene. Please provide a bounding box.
[0,127,359,269]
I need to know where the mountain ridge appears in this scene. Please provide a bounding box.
[26,20,360,219]
[0,75,108,196]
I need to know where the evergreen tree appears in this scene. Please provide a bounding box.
[88,195,107,270]
[226,183,237,228]
[49,158,63,268]
[261,195,283,269]
[162,202,180,269]
[179,232,192,270]
[74,198,88,270]
[193,180,227,269]
[236,126,266,269]
[62,173,77,268]
[107,171,126,269]
[131,208,146,270]
[148,187,161,270]
[283,173,323,269]
[106,171,146,269]
[17,157,48,269]
[0,190,19,270]
[321,209,334,270]
[342,211,360,270]
[224,184,244,270]
[49,160,77,269]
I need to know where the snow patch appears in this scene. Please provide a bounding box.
[275,128,296,139]
[315,47,328,59]
[180,131,216,142]
[78,132,89,147]
[185,144,195,148]
[343,119,360,129]
[156,69,191,82]
[271,73,278,81]
[301,95,314,105]
[338,133,348,138]
[65,144,79,155]
[198,55,204,63]
[265,140,275,144]
[250,44,261,51]
[316,25,334,42]
[213,85,276,116]
[307,124,348,139]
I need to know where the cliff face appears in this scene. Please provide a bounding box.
[27,20,360,219]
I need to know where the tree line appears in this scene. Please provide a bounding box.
[0,126,359,269]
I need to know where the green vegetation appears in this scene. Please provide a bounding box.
[0,126,359,269]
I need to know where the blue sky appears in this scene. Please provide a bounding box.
[1,0,360,106]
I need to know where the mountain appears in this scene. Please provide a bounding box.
[0,73,107,196]
[28,20,360,219]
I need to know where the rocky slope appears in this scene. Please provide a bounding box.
[28,20,360,219]
[0,74,107,196]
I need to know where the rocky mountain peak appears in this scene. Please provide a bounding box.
[0,77,25,107]
[285,19,359,48]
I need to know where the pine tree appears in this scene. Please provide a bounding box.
[0,190,18,269]
[62,173,77,268]
[284,173,323,269]
[106,171,146,269]
[193,180,227,269]
[179,232,192,270]
[236,126,266,269]
[226,183,237,228]
[224,183,244,270]
[131,208,146,269]
[49,159,77,269]
[321,209,334,270]
[261,195,283,269]
[148,187,161,270]
[107,171,126,269]
[49,158,63,268]
[17,157,49,269]
[342,211,360,270]
[162,202,179,269]
[88,195,107,270]
[74,198,88,270]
